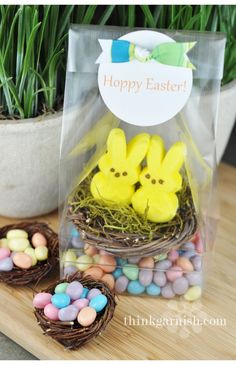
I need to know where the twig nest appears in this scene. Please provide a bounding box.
[0,222,58,285]
[33,272,116,349]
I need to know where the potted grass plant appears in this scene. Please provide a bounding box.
[0,5,235,218]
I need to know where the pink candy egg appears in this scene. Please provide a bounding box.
[33,293,52,309]
[13,252,32,269]
[167,249,179,262]
[139,257,154,269]
[99,255,116,273]
[31,232,47,248]
[84,244,98,257]
[77,307,97,327]
[176,257,194,272]
[84,267,104,280]
[44,303,59,321]
[166,265,183,282]
[101,274,115,290]
[73,298,89,310]
[0,247,11,260]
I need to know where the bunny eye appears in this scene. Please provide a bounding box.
[158,179,164,184]
[115,172,120,177]
[151,179,156,184]
[145,174,151,179]
[122,171,128,176]
[110,168,115,172]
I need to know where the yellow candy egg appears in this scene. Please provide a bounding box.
[8,238,30,252]
[35,246,48,261]
[0,238,9,248]
[62,250,77,267]
[76,255,93,271]
[13,252,32,269]
[7,229,28,239]
[93,254,101,264]
[24,247,37,266]
[31,232,47,248]
[184,286,202,301]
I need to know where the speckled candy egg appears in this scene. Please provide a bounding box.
[13,252,32,269]
[7,229,28,239]
[33,293,52,309]
[31,232,47,248]
[71,236,84,249]
[80,287,89,299]
[166,265,183,282]
[64,266,77,276]
[0,247,10,260]
[76,255,93,271]
[123,264,139,281]
[0,238,8,248]
[167,250,179,262]
[172,277,189,295]
[24,247,37,266]
[89,294,108,312]
[115,276,129,293]
[58,305,79,321]
[185,271,202,286]
[112,267,123,279]
[84,267,104,280]
[139,269,153,287]
[182,242,195,251]
[51,293,71,309]
[153,271,167,287]
[128,257,141,264]
[8,238,30,252]
[161,283,175,299]
[77,307,97,327]
[191,255,202,271]
[34,246,48,261]
[184,286,202,301]
[0,257,13,271]
[55,282,69,294]
[99,255,116,273]
[146,283,161,296]
[176,257,194,272]
[155,259,172,271]
[139,257,154,269]
[127,280,145,295]
[87,288,101,300]
[116,258,127,267]
[101,274,115,290]
[66,281,83,300]
[84,244,98,257]
[73,298,89,310]
[44,303,59,321]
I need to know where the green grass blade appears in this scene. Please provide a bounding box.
[82,5,97,24]
[140,5,155,28]
[98,5,115,25]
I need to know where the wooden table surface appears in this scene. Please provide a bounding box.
[0,162,235,360]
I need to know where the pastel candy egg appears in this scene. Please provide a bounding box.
[76,255,93,271]
[84,267,103,280]
[89,294,108,312]
[153,271,167,287]
[71,227,80,237]
[166,266,183,282]
[84,244,98,257]
[33,293,52,309]
[99,255,116,273]
[0,238,9,248]
[139,257,154,269]
[182,251,196,259]
[58,304,79,321]
[13,252,32,269]
[196,239,204,253]
[64,266,77,276]
[24,247,37,266]
[176,257,194,272]
[146,283,161,296]
[35,246,48,261]
[182,242,195,251]
[128,257,141,264]
[185,271,202,286]
[154,253,167,261]
[101,274,115,290]
[31,232,47,248]
[112,268,123,279]
[127,280,145,295]
[161,283,175,299]
[167,250,179,262]
[155,259,172,271]
[115,276,129,293]
[139,269,153,286]
[80,287,89,299]
[55,282,69,294]
[73,298,89,310]
[7,229,28,239]
[63,250,77,267]
[184,286,202,301]
[71,236,84,249]
[0,257,13,272]
[123,264,139,281]
[77,307,97,327]
[44,303,59,321]
[93,254,101,264]
[172,277,189,295]
[0,247,11,260]
[191,255,202,271]
[87,288,101,300]
[116,258,127,267]
[8,238,30,252]
[66,281,83,300]
[51,293,71,309]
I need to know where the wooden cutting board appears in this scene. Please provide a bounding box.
[0,163,235,360]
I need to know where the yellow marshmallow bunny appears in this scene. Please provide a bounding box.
[90,128,150,205]
[132,135,187,223]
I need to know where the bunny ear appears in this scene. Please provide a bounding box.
[162,141,187,173]
[107,128,127,163]
[127,133,150,167]
[147,135,165,172]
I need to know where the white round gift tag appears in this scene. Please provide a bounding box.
[98,30,193,127]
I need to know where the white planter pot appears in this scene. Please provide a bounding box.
[217,78,236,162]
[0,112,62,218]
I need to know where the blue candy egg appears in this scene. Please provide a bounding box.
[89,294,108,312]
[70,227,80,238]
[127,280,145,295]
[116,258,127,267]
[146,283,161,296]
[51,293,71,309]
[112,268,123,279]
[80,287,89,299]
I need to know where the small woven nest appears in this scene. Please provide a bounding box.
[68,173,198,257]
[34,272,116,349]
[0,222,58,285]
